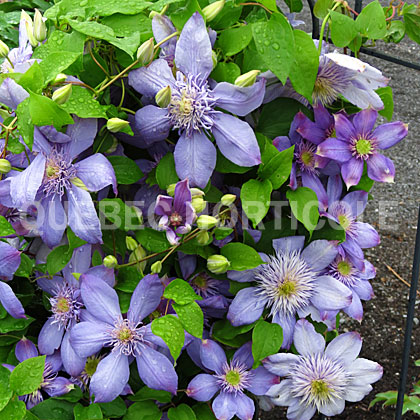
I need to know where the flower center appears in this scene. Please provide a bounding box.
[169,211,183,227]
[255,250,317,318]
[108,318,144,356]
[84,356,101,377]
[338,214,351,231]
[355,139,372,157]
[193,275,207,289]
[296,141,317,174]
[328,257,358,288]
[337,261,351,276]
[167,73,216,137]
[50,283,82,329]
[55,297,70,313]
[225,370,241,386]
[214,361,251,394]
[311,379,330,398]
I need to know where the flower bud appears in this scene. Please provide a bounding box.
[212,50,217,69]
[197,215,218,230]
[33,9,47,43]
[203,0,225,22]
[155,85,172,108]
[234,70,260,88]
[166,183,176,196]
[221,194,236,206]
[107,118,130,133]
[24,20,38,48]
[190,188,205,198]
[126,236,138,251]
[53,73,67,84]
[207,254,230,274]
[70,177,88,191]
[191,196,206,214]
[151,261,162,274]
[130,206,143,226]
[129,245,147,272]
[137,38,154,65]
[196,230,210,245]
[149,10,159,19]
[0,159,11,174]
[0,40,9,58]
[72,273,81,281]
[52,84,72,105]
[103,255,118,268]
[21,10,32,24]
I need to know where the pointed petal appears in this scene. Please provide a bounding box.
[334,113,356,141]
[70,321,109,358]
[341,158,364,188]
[0,281,25,319]
[295,112,326,145]
[174,130,216,188]
[327,174,343,207]
[127,274,164,324]
[227,287,267,327]
[301,172,328,211]
[366,153,395,183]
[152,15,176,48]
[302,240,337,271]
[0,242,21,279]
[173,179,192,214]
[246,366,278,396]
[273,136,292,152]
[90,352,129,403]
[212,79,266,116]
[272,236,305,255]
[235,392,255,420]
[347,358,383,385]
[61,329,86,377]
[342,190,368,217]
[287,401,316,420]
[212,391,237,420]
[67,186,102,244]
[325,331,362,364]
[314,104,334,130]
[266,380,294,406]
[293,319,325,356]
[233,342,253,370]
[65,117,98,159]
[373,121,408,150]
[0,78,29,109]
[186,374,219,401]
[212,113,261,167]
[37,195,67,249]
[155,195,173,217]
[136,345,178,394]
[200,339,227,374]
[352,279,374,300]
[133,105,172,144]
[263,353,299,376]
[38,318,64,355]
[175,13,213,80]
[319,397,345,416]
[317,138,352,162]
[353,222,380,248]
[80,274,120,324]
[352,109,378,134]
[272,312,296,350]
[344,383,373,402]
[311,275,352,311]
[343,291,363,321]
[43,376,73,397]
[85,265,115,287]
[15,338,38,362]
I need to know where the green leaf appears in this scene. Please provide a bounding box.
[92,250,103,266]
[0,395,26,420]
[217,25,253,56]
[192,404,216,420]
[14,254,34,278]
[311,218,346,242]
[0,365,12,412]
[215,151,251,174]
[16,98,34,149]
[313,0,333,19]
[99,198,143,231]
[330,11,357,48]
[0,314,34,334]
[252,320,283,368]
[129,387,172,403]
[84,0,152,16]
[31,399,74,420]
[102,14,152,41]
[115,267,141,293]
[156,153,179,190]
[173,301,204,338]
[170,0,202,30]
[287,187,319,234]
[214,227,233,240]
[0,216,15,236]
[10,355,45,396]
[60,86,107,119]
[210,62,241,85]
[284,0,303,13]
[221,242,264,271]
[252,13,294,84]
[163,278,202,305]
[74,403,103,420]
[257,97,312,139]
[356,0,387,39]
[107,156,143,185]
[151,315,184,360]
[404,12,420,44]
[67,228,87,252]
[18,62,45,93]
[47,245,72,275]
[210,0,242,30]
[377,86,394,121]
[168,404,197,420]
[54,386,83,403]
[122,401,161,420]
[136,228,169,253]
[384,20,405,43]
[349,165,374,192]
[289,30,319,100]
[28,92,74,130]
[212,318,257,347]
[240,179,272,228]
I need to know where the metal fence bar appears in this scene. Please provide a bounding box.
[395,205,420,419]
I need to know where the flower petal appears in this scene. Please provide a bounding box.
[301,240,337,271]
[227,287,267,327]
[233,342,253,370]
[246,366,278,395]
[347,358,383,385]
[287,401,316,420]
[235,392,255,420]
[173,179,192,214]
[343,291,363,321]
[174,130,216,188]
[319,397,345,416]
[301,172,328,211]
[341,158,364,188]
[200,339,227,374]
[61,329,86,377]
[272,312,296,350]
[133,105,172,145]
[366,153,395,183]
[15,338,38,362]
[43,376,73,398]
[327,174,343,206]
[311,275,352,311]
[212,79,266,116]
[212,113,261,167]
[0,281,25,319]
[272,236,305,255]
[0,242,21,280]
[342,190,368,217]
[212,391,237,420]
[293,319,325,356]
[352,108,378,134]
[174,12,213,80]
[317,137,352,162]
[325,331,362,364]
[263,353,299,377]
[65,117,98,159]
[90,352,129,403]
[352,222,380,248]
[373,121,408,150]
[186,374,219,401]
[334,113,356,142]
[70,321,110,358]
[38,317,64,355]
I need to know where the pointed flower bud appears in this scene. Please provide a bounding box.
[221,194,236,206]
[70,177,88,191]
[203,0,225,22]
[103,255,118,268]
[192,196,206,214]
[166,183,176,197]
[126,236,138,251]
[0,159,11,174]
[207,254,230,274]
[21,10,32,24]
[212,50,218,69]
[155,85,172,108]
[151,261,162,274]
[0,40,9,58]
[129,245,147,272]
[53,73,67,84]
[137,38,154,65]
[107,118,130,133]
[33,9,47,43]
[234,70,260,87]
[190,188,205,198]
[197,215,218,230]
[196,230,210,245]
[24,20,38,48]
[52,84,72,105]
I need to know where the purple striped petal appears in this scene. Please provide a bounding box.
[61,329,86,377]
[366,153,395,183]
[246,366,278,395]
[70,321,110,357]
[186,374,219,401]
[212,391,237,420]
[263,353,299,376]
[15,338,38,362]
[311,275,352,311]
[0,242,21,279]
[352,108,378,134]
[352,222,380,249]
[235,392,255,419]
[0,281,25,319]
[293,319,325,356]
[317,138,352,162]
[65,117,98,159]
[272,236,305,255]
[38,317,64,355]
[342,190,368,217]
[200,339,227,374]
[373,121,408,150]
[341,158,364,188]
[133,105,172,145]
[325,331,362,364]
[301,240,337,271]
[227,287,267,327]
[334,113,356,142]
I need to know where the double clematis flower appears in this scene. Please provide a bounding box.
[0,117,117,248]
[129,12,264,187]
[264,319,383,420]
[317,108,408,188]
[70,273,178,402]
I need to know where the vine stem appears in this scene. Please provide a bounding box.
[239,2,272,14]
[318,1,341,54]
[1,116,18,158]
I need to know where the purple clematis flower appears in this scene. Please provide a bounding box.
[155,179,195,245]
[0,117,117,248]
[0,241,25,319]
[186,340,278,420]
[152,14,177,67]
[4,338,73,409]
[263,319,382,420]
[317,109,408,188]
[227,236,352,349]
[70,273,178,402]
[36,244,115,377]
[128,12,264,187]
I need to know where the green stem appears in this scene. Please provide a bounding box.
[120,107,136,115]
[318,2,341,54]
